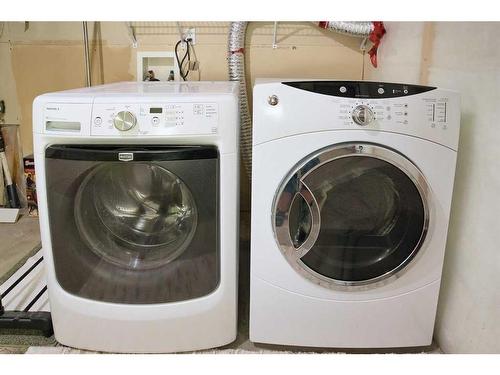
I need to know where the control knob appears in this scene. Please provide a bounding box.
[352,105,375,126]
[113,111,137,131]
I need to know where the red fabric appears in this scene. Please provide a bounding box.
[229,48,245,54]
[368,21,386,68]
[316,21,386,67]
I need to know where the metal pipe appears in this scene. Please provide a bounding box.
[82,21,91,87]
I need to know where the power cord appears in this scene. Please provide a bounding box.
[175,38,193,81]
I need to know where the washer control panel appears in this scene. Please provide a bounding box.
[91,102,219,136]
[113,111,137,132]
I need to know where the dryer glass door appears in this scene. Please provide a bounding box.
[45,145,219,304]
[274,143,430,288]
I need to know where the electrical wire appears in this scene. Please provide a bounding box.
[175,38,193,81]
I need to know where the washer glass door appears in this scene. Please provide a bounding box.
[273,143,430,288]
[45,145,219,304]
[75,162,198,270]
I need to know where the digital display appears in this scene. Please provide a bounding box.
[150,107,163,114]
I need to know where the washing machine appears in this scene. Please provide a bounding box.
[33,81,239,353]
[250,80,460,348]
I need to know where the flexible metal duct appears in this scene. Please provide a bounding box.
[228,22,252,178]
[317,21,373,37]
[228,21,375,178]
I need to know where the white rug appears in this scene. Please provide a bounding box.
[24,347,306,354]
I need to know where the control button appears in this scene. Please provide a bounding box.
[403,89,409,94]
[94,117,102,125]
[387,115,392,120]
[352,105,375,126]
[340,86,347,94]
[377,87,385,94]
[113,111,137,132]
[152,117,160,125]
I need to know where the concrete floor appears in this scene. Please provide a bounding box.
[0,215,40,283]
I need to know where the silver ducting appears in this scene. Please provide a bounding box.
[317,21,373,37]
[228,21,251,178]
[228,21,374,178]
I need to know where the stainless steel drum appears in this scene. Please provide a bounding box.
[75,163,198,270]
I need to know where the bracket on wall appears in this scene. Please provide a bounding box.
[272,21,278,49]
[126,22,138,48]
[359,37,369,52]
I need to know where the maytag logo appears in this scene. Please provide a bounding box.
[118,152,134,162]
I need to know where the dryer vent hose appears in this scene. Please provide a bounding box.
[228,21,252,179]
[227,21,385,179]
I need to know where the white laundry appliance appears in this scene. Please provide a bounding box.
[250,80,460,348]
[33,81,239,353]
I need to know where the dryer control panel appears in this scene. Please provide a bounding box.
[90,102,219,136]
[337,96,452,132]
[252,80,461,150]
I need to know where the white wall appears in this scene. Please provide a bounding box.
[367,22,500,353]
[429,22,500,354]
[364,22,425,84]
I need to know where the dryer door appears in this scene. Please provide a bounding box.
[45,145,219,304]
[273,143,431,289]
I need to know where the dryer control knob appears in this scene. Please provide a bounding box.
[114,111,137,131]
[352,105,375,126]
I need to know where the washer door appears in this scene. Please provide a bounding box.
[273,143,430,289]
[45,145,219,304]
